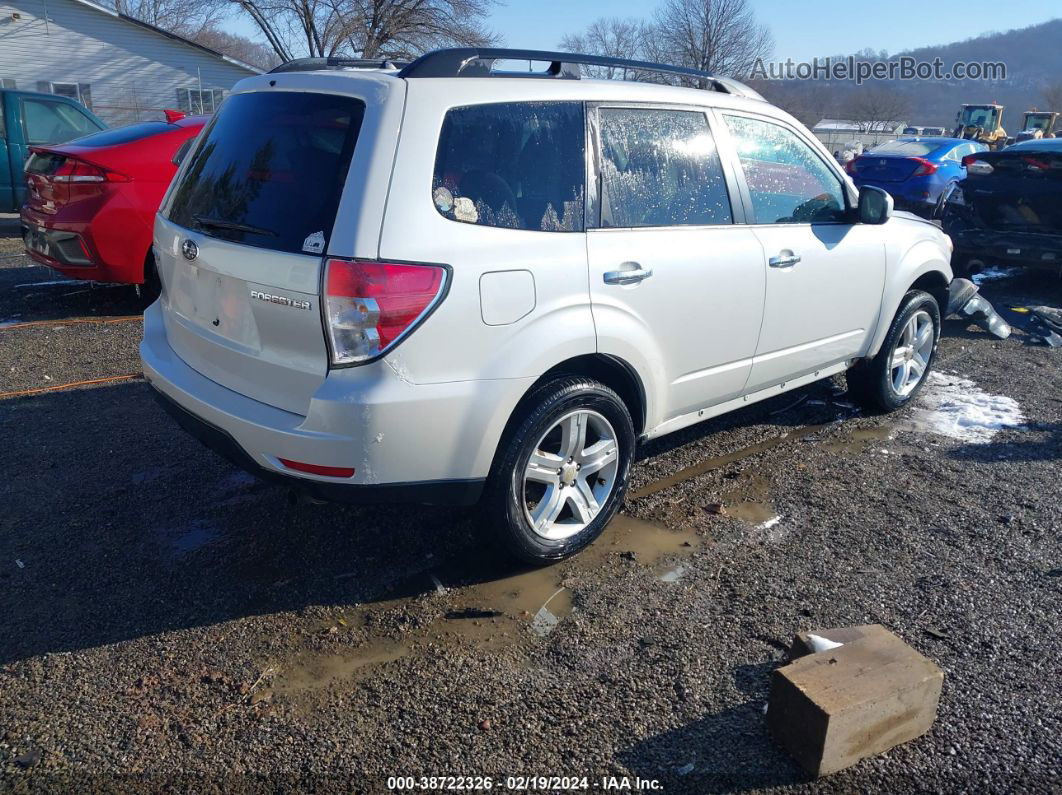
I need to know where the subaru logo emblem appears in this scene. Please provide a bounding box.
[181,239,199,261]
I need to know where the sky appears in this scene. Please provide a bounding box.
[224,1,1061,63]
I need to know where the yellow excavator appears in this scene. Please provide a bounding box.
[1014,111,1059,143]
[953,104,1007,149]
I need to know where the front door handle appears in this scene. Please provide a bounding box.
[768,251,801,268]
[603,267,654,285]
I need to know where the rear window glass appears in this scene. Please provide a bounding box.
[433,102,585,232]
[870,141,941,157]
[67,121,173,147]
[167,92,365,254]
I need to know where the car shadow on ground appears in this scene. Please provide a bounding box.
[0,374,855,666]
[948,421,1062,465]
[617,661,809,792]
[0,264,145,323]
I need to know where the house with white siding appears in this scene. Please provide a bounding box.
[0,0,260,125]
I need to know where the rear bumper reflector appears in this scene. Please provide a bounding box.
[278,458,355,478]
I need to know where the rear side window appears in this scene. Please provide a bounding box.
[598,108,732,228]
[432,102,585,232]
[167,92,365,255]
[69,121,173,147]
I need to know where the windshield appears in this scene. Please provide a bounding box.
[1025,114,1053,132]
[961,106,1000,129]
[167,91,365,255]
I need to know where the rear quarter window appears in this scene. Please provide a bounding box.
[167,91,365,255]
[432,101,585,232]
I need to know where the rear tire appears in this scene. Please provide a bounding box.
[139,252,161,306]
[480,377,635,565]
[848,290,941,413]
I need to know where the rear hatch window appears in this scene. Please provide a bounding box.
[167,91,365,255]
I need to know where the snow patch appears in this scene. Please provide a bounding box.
[972,266,1020,285]
[757,516,781,531]
[904,372,1024,444]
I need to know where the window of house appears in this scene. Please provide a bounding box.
[598,107,733,228]
[724,114,847,225]
[35,81,92,109]
[177,88,225,114]
[432,101,586,232]
[1,78,16,89]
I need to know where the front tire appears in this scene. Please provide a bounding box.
[481,377,635,565]
[848,290,941,412]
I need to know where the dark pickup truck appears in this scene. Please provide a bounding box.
[1,88,105,212]
[939,138,1062,276]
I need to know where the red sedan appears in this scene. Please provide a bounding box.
[20,115,205,298]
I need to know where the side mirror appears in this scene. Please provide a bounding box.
[857,185,893,224]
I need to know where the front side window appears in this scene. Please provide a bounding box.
[21,98,102,144]
[598,107,732,228]
[724,115,847,224]
[432,101,585,232]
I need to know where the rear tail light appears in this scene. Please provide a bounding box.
[962,154,994,175]
[51,158,129,183]
[910,157,938,177]
[324,259,447,366]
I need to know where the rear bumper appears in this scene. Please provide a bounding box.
[951,228,1062,269]
[20,203,149,284]
[141,302,532,505]
[150,387,484,505]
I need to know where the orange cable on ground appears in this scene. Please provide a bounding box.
[0,373,142,399]
[0,316,141,331]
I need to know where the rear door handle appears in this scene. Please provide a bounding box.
[603,268,653,285]
[768,252,801,268]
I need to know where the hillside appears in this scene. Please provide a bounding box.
[757,18,1062,131]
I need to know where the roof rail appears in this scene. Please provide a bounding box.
[396,48,763,98]
[269,57,408,74]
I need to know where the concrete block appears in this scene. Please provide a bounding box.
[768,625,943,777]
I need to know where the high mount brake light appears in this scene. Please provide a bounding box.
[51,158,129,184]
[324,259,447,366]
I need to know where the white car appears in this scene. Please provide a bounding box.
[140,48,953,564]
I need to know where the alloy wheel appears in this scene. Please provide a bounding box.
[521,409,620,540]
[889,309,935,397]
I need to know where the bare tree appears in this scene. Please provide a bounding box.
[841,86,912,133]
[1041,81,1062,111]
[194,26,284,69]
[233,0,498,63]
[558,17,648,79]
[646,0,772,85]
[347,0,498,59]
[113,0,228,38]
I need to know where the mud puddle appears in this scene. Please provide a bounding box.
[272,516,699,695]
[629,423,831,500]
[821,426,893,456]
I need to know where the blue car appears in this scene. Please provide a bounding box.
[848,137,989,216]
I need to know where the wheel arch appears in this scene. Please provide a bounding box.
[484,354,648,482]
[866,244,952,358]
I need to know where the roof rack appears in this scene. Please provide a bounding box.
[396,48,763,98]
[269,57,408,74]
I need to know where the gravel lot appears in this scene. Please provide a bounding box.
[1,221,1060,792]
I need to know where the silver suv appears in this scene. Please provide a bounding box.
[141,48,953,564]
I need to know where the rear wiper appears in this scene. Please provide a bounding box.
[192,215,277,237]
